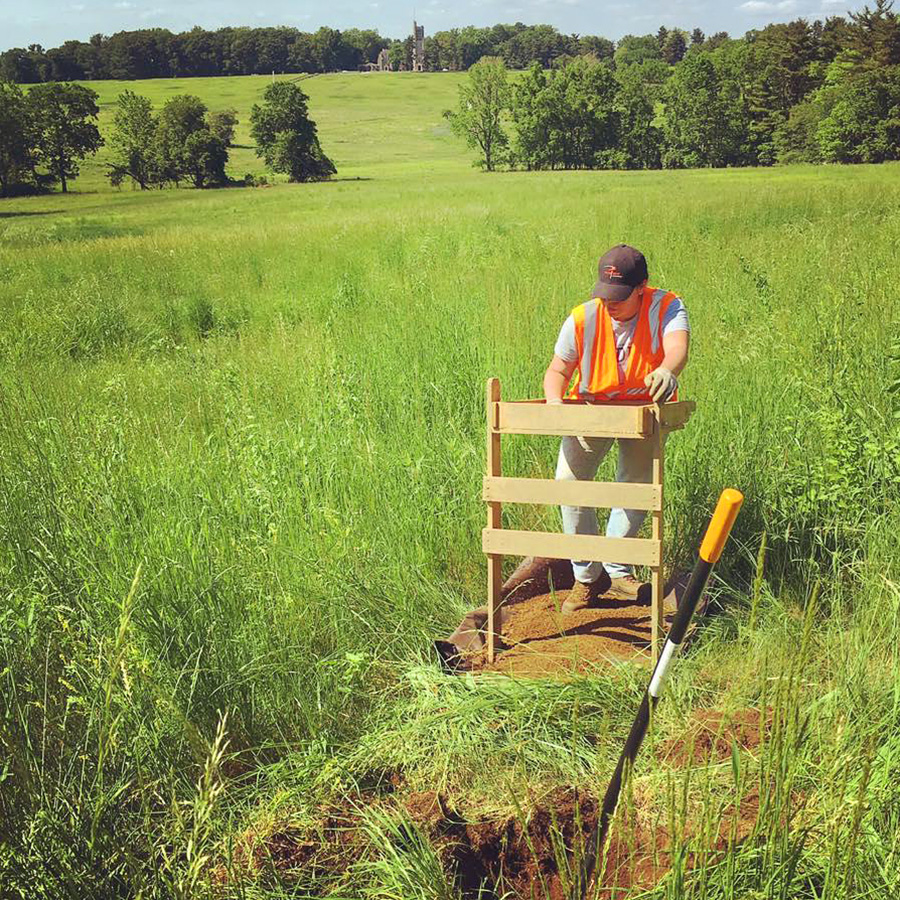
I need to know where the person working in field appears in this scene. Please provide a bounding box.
[543,244,690,613]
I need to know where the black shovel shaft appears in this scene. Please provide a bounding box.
[574,489,743,899]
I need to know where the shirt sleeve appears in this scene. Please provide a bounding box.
[554,315,578,363]
[662,297,690,335]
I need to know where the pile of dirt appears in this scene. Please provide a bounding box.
[464,575,689,678]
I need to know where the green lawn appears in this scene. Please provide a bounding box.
[2,72,900,899]
[63,71,469,189]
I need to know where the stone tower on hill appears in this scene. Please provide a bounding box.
[413,20,425,71]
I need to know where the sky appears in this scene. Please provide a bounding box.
[1,0,857,53]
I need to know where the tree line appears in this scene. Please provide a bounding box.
[445,2,900,169]
[0,19,827,83]
[0,81,333,197]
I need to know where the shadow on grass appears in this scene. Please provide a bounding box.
[0,209,65,219]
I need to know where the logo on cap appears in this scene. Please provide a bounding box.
[603,265,623,280]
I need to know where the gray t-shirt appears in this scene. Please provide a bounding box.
[554,296,690,377]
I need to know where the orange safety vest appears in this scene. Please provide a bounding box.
[567,286,680,402]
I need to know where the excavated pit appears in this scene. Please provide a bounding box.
[225,769,764,899]
[439,557,694,678]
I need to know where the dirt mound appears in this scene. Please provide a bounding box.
[660,708,773,767]
[464,574,690,678]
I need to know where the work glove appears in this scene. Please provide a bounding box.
[644,367,677,403]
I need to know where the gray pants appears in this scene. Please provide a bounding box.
[555,435,658,584]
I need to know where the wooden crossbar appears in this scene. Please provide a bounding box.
[483,476,661,511]
[494,401,652,438]
[482,380,694,665]
[483,528,661,567]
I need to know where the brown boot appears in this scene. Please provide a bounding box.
[561,570,611,613]
[608,574,643,599]
[501,557,575,604]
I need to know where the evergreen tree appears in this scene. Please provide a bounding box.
[662,30,688,65]
[849,0,900,68]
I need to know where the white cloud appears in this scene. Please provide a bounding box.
[113,1,135,8]
[738,0,797,12]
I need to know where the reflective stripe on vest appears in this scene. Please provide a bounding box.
[567,287,678,402]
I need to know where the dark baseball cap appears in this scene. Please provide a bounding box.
[591,244,648,302]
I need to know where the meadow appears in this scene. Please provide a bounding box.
[1,72,900,898]
[67,71,469,189]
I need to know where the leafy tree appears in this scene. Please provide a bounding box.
[183,130,228,187]
[816,17,854,64]
[662,52,745,167]
[705,32,731,51]
[289,34,317,73]
[1,49,38,83]
[312,27,350,71]
[512,57,620,170]
[0,80,36,196]
[154,93,208,185]
[108,90,157,189]
[457,26,493,69]
[614,34,662,67]
[500,24,573,68]
[775,96,828,163]
[388,39,411,71]
[579,35,615,61]
[614,62,666,168]
[444,56,511,171]
[250,81,335,182]
[690,29,705,48]
[342,28,388,65]
[28,82,102,192]
[817,64,900,161]
[208,108,238,146]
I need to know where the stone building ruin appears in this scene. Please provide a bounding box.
[413,20,425,72]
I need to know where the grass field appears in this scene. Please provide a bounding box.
[2,73,900,899]
[61,71,470,189]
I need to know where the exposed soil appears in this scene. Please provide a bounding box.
[405,786,672,899]
[214,803,366,888]
[465,574,690,678]
[218,768,765,899]
[660,707,773,767]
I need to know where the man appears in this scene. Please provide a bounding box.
[543,244,690,613]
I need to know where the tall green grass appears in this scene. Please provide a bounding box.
[1,159,899,897]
